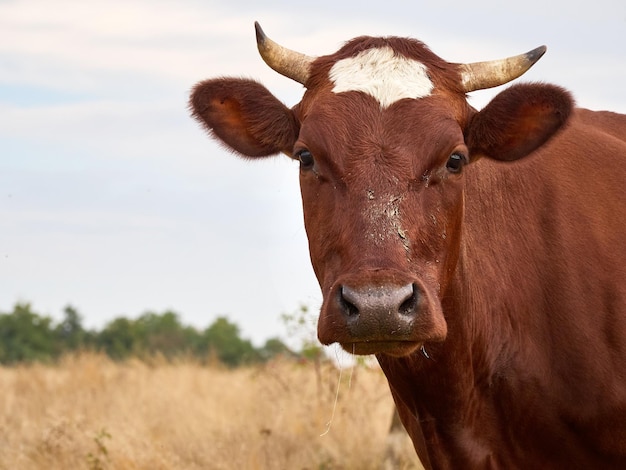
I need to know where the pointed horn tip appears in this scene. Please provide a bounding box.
[251,21,314,85]
[530,45,547,60]
[254,21,266,46]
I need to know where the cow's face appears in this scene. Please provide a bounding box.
[190,24,573,356]
[294,91,470,356]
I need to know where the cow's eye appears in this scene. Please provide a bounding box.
[296,149,314,170]
[446,153,467,174]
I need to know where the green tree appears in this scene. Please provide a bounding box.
[55,305,88,351]
[257,337,294,361]
[200,316,258,367]
[0,303,59,364]
[0,302,297,367]
[134,310,200,358]
[96,317,140,360]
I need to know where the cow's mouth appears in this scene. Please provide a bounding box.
[339,340,423,357]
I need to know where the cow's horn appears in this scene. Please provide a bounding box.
[459,45,547,92]
[255,21,315,85]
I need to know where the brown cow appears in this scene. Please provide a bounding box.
[190,23,626,468]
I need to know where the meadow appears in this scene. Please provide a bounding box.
[0,353,421,469]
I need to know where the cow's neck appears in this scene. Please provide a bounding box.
[376,252,504,411]
[376,166,554,466]
[376,250,526,467]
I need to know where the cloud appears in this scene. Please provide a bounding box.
[0,2,253,90]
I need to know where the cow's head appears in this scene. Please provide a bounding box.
[190,23,573,357]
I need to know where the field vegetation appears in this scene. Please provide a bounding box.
[0,353,421,469]
[0,303,422,468]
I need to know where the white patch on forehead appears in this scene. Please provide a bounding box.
[329,46,434,108]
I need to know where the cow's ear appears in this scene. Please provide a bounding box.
[189,78,298,158]
[465,83,573,162]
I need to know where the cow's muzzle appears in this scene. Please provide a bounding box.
[340,283,418,331]
[318,273,447,356]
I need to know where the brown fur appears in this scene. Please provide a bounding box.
[190,34,626,468]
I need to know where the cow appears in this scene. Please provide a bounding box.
[189,23,626,468]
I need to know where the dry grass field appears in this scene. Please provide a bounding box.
[0,353,421,469]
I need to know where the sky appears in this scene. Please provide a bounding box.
[1,0,625,347]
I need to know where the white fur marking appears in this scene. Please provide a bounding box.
[329,47,433,108]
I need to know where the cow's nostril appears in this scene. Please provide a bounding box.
[339,286,360,316]
[399,284,418,316]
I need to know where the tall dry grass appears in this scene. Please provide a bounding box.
[0,353,421,469]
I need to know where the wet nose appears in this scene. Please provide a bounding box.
[339,283,418,320]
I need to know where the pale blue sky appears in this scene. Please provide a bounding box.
[1,0,625,346]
